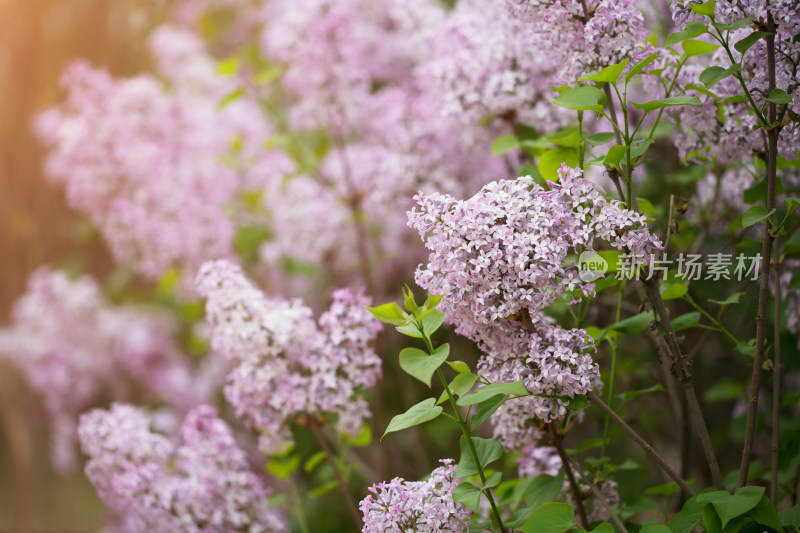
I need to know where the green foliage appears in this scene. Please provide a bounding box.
[382,398,442,439]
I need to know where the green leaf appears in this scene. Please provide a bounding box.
[734,31,772,55]
[736,339,756,357]
[704,379,745,402]
[743,177,785,205]
[304,451,326,473]
[421,310,445,336]
[665,21,708,47]
[591,524,615,533]
[604,145,628,167]
[382,398,442,440]
[790,269,800,290]
[672,311,701,331]
[746,495,785,533]
[266,454,300,480]
[457,381,529,406]
[699,64,741,88]
[714,18,751,30]
[484,471,503,489]
[632,96,702,112]
[669,491,713,533]
[402,285,418,312]
[470,394,506,429]
[631,138,655,160]
[640,526,672,533]
[683,39,719,57]
[546,128,583,148]
[626,52,659,82]
[697,487,765,528]
[439,373,480,404]
[519,502,576,533]
[617,383,665,403]
[579,59,629,84]
[778,502,800,527]
[455,436,503,477]
[767,89,792,105]
[584,132,616,145]
[447,360,472,374]
[527,471,567,508]
[610,311,654,335]
[219,88,244,108]
[690,0,715,16]
[644,482,682,497]
[453,481,482,509]
[492,134,520,155]
[367,302,409,326]
[217,57,240,75]
[538,148,579,182]
[399,344,450,387]
[661,281,688,300]
[554,86,607,111]
[742,205,775,228]
[343,424,372,446]
[709,292,743,306]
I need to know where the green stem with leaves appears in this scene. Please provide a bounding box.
[417,324,507,533]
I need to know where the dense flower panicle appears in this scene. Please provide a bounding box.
[418,0,567,129]
[260,0,443,133]
[477,316,601,444]
[195,260,381,453]
[667,3,800,162]
[504,0,651,83]
[34,27,290,287]
[0,268,206,472]
[360,459,471,532]
[79,404,286,533]
[409,165,661,339]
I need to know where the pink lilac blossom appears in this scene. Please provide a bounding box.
[0,268,206,472]
[359,459,470,532]
[260,0,443,133]
[504,0,651,84]
[517,445,562,477]
[418,0,567,129]
[79,403,286,532]
[477,317,601,444]
[34,27,290,287]
[195,259,381,453]
[667,2,800,162]
[408,164,662,340]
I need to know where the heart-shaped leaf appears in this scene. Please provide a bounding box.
[382,398,442,439]
[399,344,450,387]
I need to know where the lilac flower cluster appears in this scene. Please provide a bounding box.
[0,268,208,472]
[504,0,652,84]
[417,0,567,129]
[34,27,291,287]
[667,2,800,162]
[195,259,381,453]
[359,459,470,532]
[409,165,662,338]
[78,403,285,532]
[477,317,601,446]
[517,445,562,478]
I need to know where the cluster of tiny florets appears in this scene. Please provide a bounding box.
[359,459,471,532]
[477,316,601,447]
[409,164,661,339]
[78,403,286,532]
[0,268,208,472]
[195,260,381,453]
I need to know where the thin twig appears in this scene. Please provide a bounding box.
[549,423,589,529]
[309,418,362,527]
[771,253,783,502]
[643,278,725,489]
[738,15,779,490]
[587,391,695,495]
